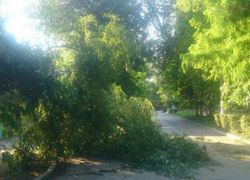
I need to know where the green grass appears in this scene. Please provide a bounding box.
[176,111,196,117]
[176,111,217,128]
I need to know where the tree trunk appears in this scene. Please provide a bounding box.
[196,102,199,116]
[200,102,203,117]
[208,108,211,116]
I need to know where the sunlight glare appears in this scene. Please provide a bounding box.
[0,0,51,49]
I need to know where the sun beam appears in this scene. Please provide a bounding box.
[0,0,50,49]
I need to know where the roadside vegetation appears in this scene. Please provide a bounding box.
[214,114,250,139]
[176,111,250,140]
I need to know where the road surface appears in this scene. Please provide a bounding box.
[158,112,250,180]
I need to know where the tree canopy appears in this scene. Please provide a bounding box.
[178,0,250,108]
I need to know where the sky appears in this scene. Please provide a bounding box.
[0,0,51,48]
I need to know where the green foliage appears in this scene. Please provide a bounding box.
[214,113,221,127]
[176,111,196,117]
[101,86,161,161]
[10,142,36,171]
[96,87,209,177]
[2,152,14,170]
[2,141,48,171]
[4,85,209,177]
[230,116,241,133]
[219,114,227,129]
[153,3,220,114]
[240,115,250,138]
[37,0,149,98]
[214,113,250,138]
[178,0,250,108]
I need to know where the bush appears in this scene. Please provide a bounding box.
[229,115,241,133]
[214,113,221,127]
[220,114,229,129]
[240,115,250,138]
[2,140,41,171]
[214,113,250,139]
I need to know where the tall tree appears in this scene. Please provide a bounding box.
[144,0,220,114]
[36,0,150,97]
[178,0,250,110]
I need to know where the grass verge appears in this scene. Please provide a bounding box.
[176,111,217,128]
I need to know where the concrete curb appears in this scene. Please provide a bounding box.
[174,115,250,145]
[34,163,58,180]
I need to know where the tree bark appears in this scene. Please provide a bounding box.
[200,101,203,117]
[196,101,199,116]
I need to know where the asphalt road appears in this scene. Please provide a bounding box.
[157,112,247,145]
[157,112,250,180]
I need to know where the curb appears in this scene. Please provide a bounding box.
[174,115,250,145]
[34,163,58,180]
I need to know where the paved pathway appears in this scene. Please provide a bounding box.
[158,112,250,180]
[158,113,244,145]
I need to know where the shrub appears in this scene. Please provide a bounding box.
[219,114,227,129]
[2,139,40,171]
[240,115,250,138]
[213,113,250,139]
[229,115,241,134]
[214,113,221,127]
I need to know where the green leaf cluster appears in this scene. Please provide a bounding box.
[178,0,250,108]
